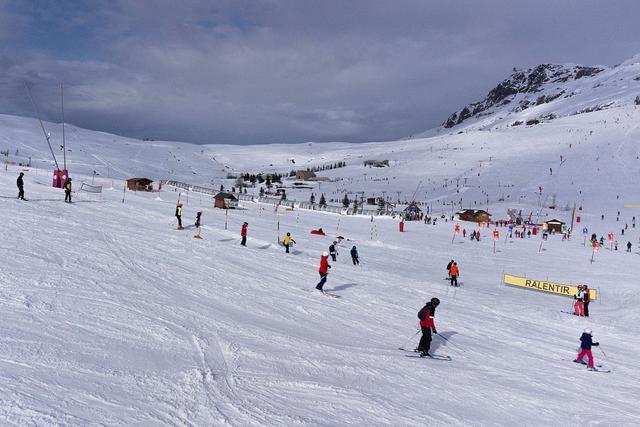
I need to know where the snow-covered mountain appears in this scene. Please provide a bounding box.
[439,55,640,132]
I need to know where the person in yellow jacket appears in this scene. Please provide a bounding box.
[63,178,72,203]
[175,203,183,229]
[283,232,296,253]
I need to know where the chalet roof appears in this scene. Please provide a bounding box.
[544,219,565,224]
[214,192,237,200]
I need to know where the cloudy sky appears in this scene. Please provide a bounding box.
[0,0,639,144]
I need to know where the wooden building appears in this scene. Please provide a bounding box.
[457,209,492,223]
[214,192,238,209]
[543,219,565,233]
[126,178,154,191]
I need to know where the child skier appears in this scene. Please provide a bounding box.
[574,328,600,370]
[64,178,72,203]
[194,211,202,239]
[241,222,248,246]
[350,246,359,265]
[446,259,454,278]
[283,232,296,253]
[316,251,331,291]
[416,297,440,357]
[329,241,338,262]
[175,203,183,229]
[573,285,586,316]
[449,262,459,287]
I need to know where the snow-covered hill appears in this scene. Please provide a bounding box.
[2,54,640,425]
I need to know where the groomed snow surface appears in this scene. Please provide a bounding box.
[2,165,640,426]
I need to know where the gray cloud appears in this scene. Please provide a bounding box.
[1,0,639,144]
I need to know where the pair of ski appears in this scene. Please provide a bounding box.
[302,288,341,298]
[398,348,452,361]
[570,359,611,373]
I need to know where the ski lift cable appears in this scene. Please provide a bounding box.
[24,82,60,170]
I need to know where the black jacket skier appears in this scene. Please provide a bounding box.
[417,298,440,357]
[329,242,338,262]
[17,173,25,200]
[350,246,359,265]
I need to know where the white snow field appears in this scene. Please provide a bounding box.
[2,56,640,425]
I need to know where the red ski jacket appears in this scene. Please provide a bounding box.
[241,224,248,237]
[319,255,330,274]
[419,308,436,329]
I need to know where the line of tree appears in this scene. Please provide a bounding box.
[288,161,347,177]
[239,173,283,184]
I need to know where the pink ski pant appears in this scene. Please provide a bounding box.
[576,349,594,368]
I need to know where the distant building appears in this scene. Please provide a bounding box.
[214,192,238,209]
[543,219,565,233]
[295,170,317,181]
[126,178,154,191]
[457,209,492,223]
[364,160,389,167]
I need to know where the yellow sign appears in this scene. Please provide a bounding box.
[503,274,597,300]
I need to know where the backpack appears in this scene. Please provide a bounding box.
[417,306,427,320]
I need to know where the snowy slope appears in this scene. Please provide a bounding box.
[1,165,640,425]
[2,55,640,425]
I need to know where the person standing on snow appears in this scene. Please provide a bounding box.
[63,178,72,203]
[574,328,600,370]
[316,251,331,291]
[283,232,296,253]
[194,211,202,239]
[329,241,338,262]
[175,203,183,229]
[416,298,440,357]
[449,262,459,287]
[574,285,586,316]
[582,284,591,318]
[350,246,359,265]
[17,172,25,200]
[446,260,454,278]
[627,241,632,252]
[241,222,248,246]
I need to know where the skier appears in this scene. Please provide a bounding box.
[573,285,586,316]
[194,211,202,239]
[574,328,600,370]
[446,260,454,278]
[175,203,183,229]
[416,297,440,357]
[283,232,296,253]
[462,229,466,238]
[16,172,25,200]
[350,246,359,265]
[241,222,248,246]
[582,284,591,318]
[316,251,331,291]
[449,262,459,287]
[627,241,632,252]
[63,178,72,203]
[329,241,338,262]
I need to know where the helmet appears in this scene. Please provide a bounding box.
[287,232,290,236]
[584,328,592,335]
[322,251,329,257]
[430,297,440,306]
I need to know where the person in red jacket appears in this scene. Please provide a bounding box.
[316,251,331,291]
[416,298,440,357]
[241,222,248,246]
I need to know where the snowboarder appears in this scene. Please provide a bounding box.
[175,203,183,229]
[329,241,338,262]
[63,178,72,203]
[241,222,248,246]
[350,246,359,265]
[316,251,331,291]
[449,262,459,287]
[416,298,440,357]
[574,328,600,370]
[446,260,454,278]
[283,232,296,253]
[16,172,25,200]
[194,211,202,239]
[627,241,632,252]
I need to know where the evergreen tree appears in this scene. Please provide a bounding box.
[342,194,350,207]
[319,193,327,206]
[352,199,359,213]
[266,176,272,188]
[259,187,265,196]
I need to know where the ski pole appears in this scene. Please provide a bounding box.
[435,333,466,353]
[596,346,607,358]
[399,330,420,349]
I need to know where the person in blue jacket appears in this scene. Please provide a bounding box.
[574,328,600,370]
